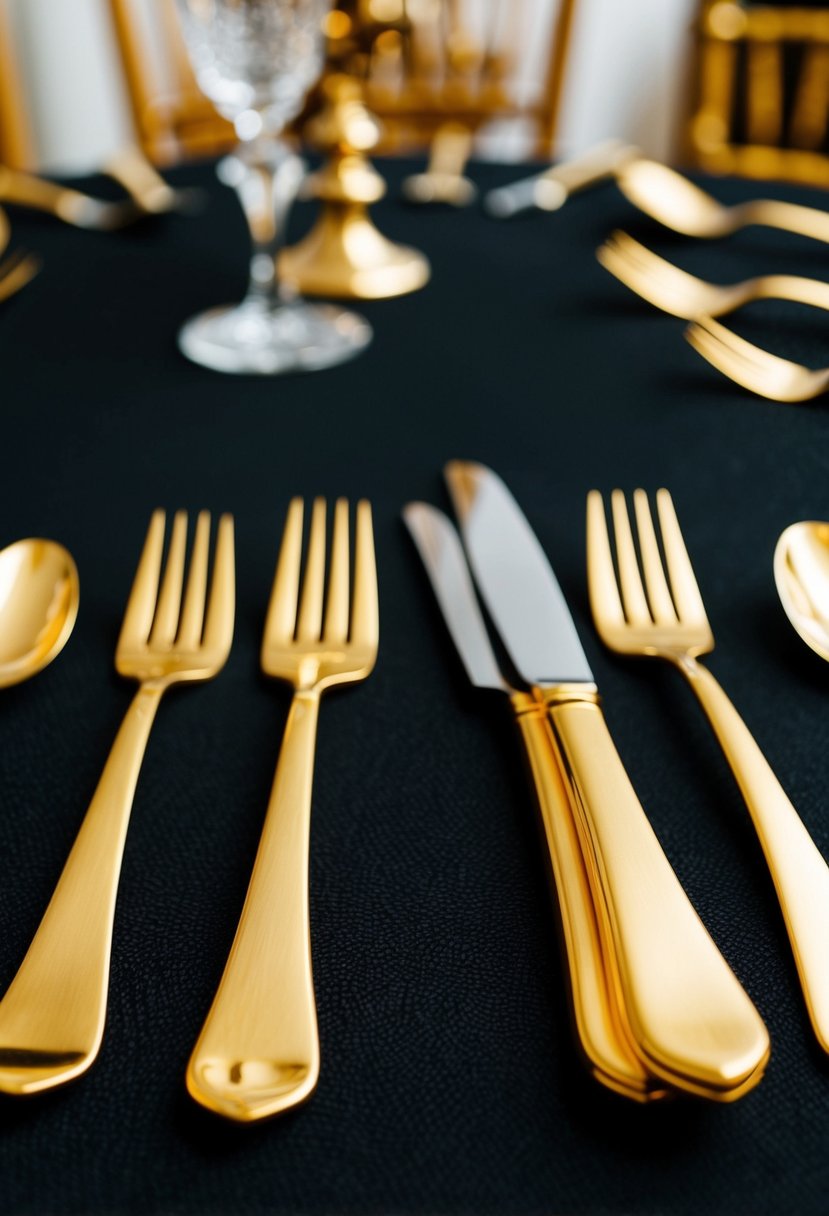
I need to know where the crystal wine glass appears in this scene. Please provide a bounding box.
[175,0,371,375]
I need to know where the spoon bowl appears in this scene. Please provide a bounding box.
[774,522,829,661]
[617,159,733,237]
[0,538,79,688]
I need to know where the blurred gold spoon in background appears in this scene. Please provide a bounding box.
[617,157,829,243]
[0,539,79,688]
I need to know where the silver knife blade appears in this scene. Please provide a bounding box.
[403,502,509,693]
[445,461,593,686]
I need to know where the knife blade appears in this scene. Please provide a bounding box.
[445,462,770,1099]
[403,502,662,1101]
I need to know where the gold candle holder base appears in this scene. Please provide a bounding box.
[280,76,430,300]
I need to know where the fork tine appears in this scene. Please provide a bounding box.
[202,514,235,656]
[655,489,708,628]
[177,510,210,648]
[119,510,166,650]
[586,491,626,630]
[296,498,326,642]
[323,498,349,644]
[610,490,651,626]
[150,510,188,647]
[265,498,304,644]
[351,500,378,651]
[633,489,677,624]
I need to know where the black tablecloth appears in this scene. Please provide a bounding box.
[1,156,828,1215]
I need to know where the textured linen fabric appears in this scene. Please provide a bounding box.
[0,158,827,1214]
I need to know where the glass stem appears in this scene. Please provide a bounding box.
[219,138,305,311]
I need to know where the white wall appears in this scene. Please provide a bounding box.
[6,0,698,172]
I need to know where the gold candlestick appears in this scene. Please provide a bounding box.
[280,75,430,299]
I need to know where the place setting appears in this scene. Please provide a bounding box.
[4,0,829,1213]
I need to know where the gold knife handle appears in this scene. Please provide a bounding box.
[0,683,163,1094]
[0,165,84,219]
[543,688,770,1096]
[680,657,829,1052]
[187,689,321,1123]
[510,693,664,1102]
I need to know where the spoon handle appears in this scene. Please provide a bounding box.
[0,683,162,1094]
[680,657,829,1053]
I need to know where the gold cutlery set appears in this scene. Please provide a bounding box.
[406,463,829,1103]
[489,142,829,403]
[0,501,377,1125]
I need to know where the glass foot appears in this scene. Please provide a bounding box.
[178,298,371,375]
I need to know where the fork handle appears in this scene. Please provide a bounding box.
[187,689,321,1123]
[543,687,770,1098]
[679,657,829,1053]
[0,683,163,1094]
[511,693,663,1102]
[745,199,829,245]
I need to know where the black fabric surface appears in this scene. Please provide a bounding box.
[1,157,828,1215]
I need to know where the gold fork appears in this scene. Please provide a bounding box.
[187,497,378,1123]
[685,316,829,403]
[588,488,829,1053]
[0,510,235,1095]
[597,230,829,321]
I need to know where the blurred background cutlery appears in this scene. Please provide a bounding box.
[685,316,829,403]
[597,230,829,320]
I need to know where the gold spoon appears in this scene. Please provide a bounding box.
[617,157,829,243]
[0,539,79,688]
[774,522,829,661]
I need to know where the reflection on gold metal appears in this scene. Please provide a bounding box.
[689,1,829,185]
[0,511,235,1094]
[597,230,829,320]
[187,499,378,1123]
[775,522,829,663]
[281,76,429,299]
[0,539,78,688]
[401,120,476,205]
[402,502,666,1103]
[615,156,829,242]
[685,315,829,402]
[590,488,829,1057]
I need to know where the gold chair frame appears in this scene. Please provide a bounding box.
[689,1,829,185]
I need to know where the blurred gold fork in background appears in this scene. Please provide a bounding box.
[597,230,829,320]
[0,509,235,1095]
[686,316,829,403]
[187,497,378,1123]
[588,488,829,1054]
